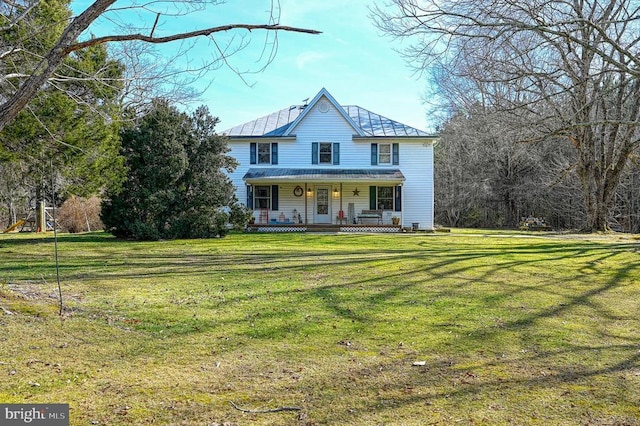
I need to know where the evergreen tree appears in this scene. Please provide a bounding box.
[1,0,125,224]
[101,99,238,240]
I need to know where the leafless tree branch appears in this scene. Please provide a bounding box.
[0,0,41,32]
[69,24,320,51]
[0,0,320,131]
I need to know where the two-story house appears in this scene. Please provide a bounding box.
[223,88,437,232]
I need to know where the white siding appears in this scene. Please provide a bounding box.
[398,142,434,229]
[226,140,254,211]
[224,95,435,228]
[285,99,357,167]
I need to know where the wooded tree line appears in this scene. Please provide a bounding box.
[1,0,124,229]
[434,106,640,232]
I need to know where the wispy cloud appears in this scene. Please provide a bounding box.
[296,51,330,69]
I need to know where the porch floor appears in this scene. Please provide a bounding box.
[247,223,403,233]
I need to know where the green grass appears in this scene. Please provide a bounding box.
[1,230,639,425]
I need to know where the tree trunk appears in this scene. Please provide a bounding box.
[584,198,609,232]
[579,157,622,233]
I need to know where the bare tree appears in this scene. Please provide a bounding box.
[435,105,582,229]
[373,0,640,231]
[0,0,320,130]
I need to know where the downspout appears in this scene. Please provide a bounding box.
[401,183,404,229]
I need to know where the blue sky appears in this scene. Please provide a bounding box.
[72,0,432,132]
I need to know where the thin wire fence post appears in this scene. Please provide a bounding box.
[50,158,63,317]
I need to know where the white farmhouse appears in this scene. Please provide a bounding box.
[223,88,437,232]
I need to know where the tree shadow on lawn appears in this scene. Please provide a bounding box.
[3,234,639,423]
[297,243,640,421]
[3,231,637,281]
[76,238,640,352]
[0,232,118,246]
[4,234,638,326]
[306,240,638,316]
[4,235,638,332]
[241,240,640,423]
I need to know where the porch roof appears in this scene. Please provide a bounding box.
[243,168,405,183]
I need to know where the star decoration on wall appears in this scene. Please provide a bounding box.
[353,188,360,196]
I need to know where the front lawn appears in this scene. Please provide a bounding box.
[1,231,639,425]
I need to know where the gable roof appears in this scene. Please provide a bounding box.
[223,88,433,138]
[282,88,365,137]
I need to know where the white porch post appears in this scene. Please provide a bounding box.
[400,184,404,228]
[304,182,308,224]
[339,182,343,224]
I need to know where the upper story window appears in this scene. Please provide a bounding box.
[378,144,391,164]
[258,143,271,164]
[250,142,278,165]
[319,143,333,164]
[371,143,399,165]
[312,142,340,165]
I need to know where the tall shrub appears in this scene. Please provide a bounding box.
[101,100,239,240]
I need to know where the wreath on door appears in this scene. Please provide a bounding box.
[293,185,304,197]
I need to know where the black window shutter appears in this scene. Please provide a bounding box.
[271,185,279,211]
[369,186,377,210]
[246,185,254,209]
[333,143,340,165]
[250,143,256,164]
[394,185,402,211]
[312,142,319,164]
[392,143,399,165]
[271,143,278,165]
[371,143,378,165]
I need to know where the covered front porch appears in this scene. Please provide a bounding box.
[243,168,405,230]
[243,167,404,229]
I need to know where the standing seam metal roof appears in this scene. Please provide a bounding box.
[224,104,431,138]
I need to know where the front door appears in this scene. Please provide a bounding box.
[314,187,331,224]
